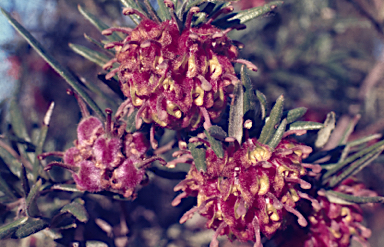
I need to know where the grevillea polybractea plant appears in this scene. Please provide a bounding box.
[1,1,384,247]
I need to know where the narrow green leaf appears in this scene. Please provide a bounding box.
[84,34,115,56]
[325,190,384,205]
[339,133,382,162]
[25,179,42,217]
[51,184,83,193]
[0,217,28,239]
[228,77,244,143]
[259,95,284,144]
[328,146,384,188]
[289,121,324,130]
[157,0,172,21]
[242,66,257,117]
[21,165,30,197]
[208,125,227,141]
[126,109,138,133]
[77,5,122,42]
[323,139,384,181]
[228,1,284,24]
[60,200,89,223]
[205,130,224,158]
[347,133,382,148]
[69,43,110,67]
[33,102,54,181]
[268,118,287,149]
[286,107,307,124]
[256,90,267,120]
[120,0,142,25]
[188,142,207,172]
[0,145,22,177]
[315,111,336,148]
[0,8,106,122]
[338,114,361,145]
[9,98,30,141]
[14,217,49,239]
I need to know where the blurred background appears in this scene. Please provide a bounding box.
[1,0,384,246]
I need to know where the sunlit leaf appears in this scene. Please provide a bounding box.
[325,190,384,205]
[0,217,28,239]
[69,43,111,67]
[14,217,49,239]
[25,179,42,217]
[268,118,287,149]
[228,76,244,143]
[205,130,224,158]
[289,121,324,130]
[259,95,284,144]
[285,107,307,124]
[78,5,122,41]
[60,200,89,223]
[188,142,207,172]
[315,111,336,148]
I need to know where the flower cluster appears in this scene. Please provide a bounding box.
[43,115,163,198]
[103,6,255,130]
[172,137,318,245]
[302,180,375,247]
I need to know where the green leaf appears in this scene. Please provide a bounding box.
[256,90,267,120]
[188,142,207,172]
[339,133,382,162]
[268,118,287,149]
[323,139,384,181]
[0,217,28,239]
[208,125,227,141]
[289,121,324,130]
[328,145,384,188]
[77,5,122,42]
[120,0,143,25]
[0,144,22,177]
[25,179,42,217]
[258,95,284,145]
[51,184,83,193]
[33,102,54,181]
[1,8,106,122]
[126,109,138,133]
[286,107,307,124]
[21,165,30,197]
[60,200,89,223]
[69,43,111,67]
[325,190,384,205]
[14,217,49,239]
[9,98,30,141]
[157,0,172,21]
[228,72,244,143]
[315,111,336,148]
[205,130,224,158]
[338,114,361,145]
[228,1,284,24]
[84,34,115,56]
[242,66,257,117]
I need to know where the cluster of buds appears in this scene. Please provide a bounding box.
[41,112,164,198]
[172,136,320,246]
[103,4,256,130]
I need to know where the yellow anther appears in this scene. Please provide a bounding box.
[192,86,204,106]
[258,174,270,195]
[341,207,352,222]
[266,203,280,221]
[151,113,167,127]
[163,77,175,91]
[289,188,300,202]
[130,88,143,106]
[209,55,222,79]
[249,145,271,163]
[294,149,303,157]
[166,102,182,119]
